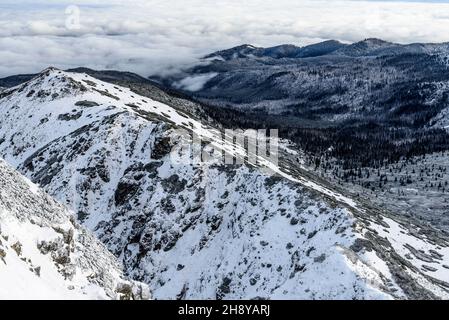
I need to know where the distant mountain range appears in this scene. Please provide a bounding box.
[153,38,449,114]
[202,38,449,61]
[144,38,449,234]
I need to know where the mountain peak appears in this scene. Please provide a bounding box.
[296,40,347,58]
[238,44,258,49]
[205,40,347,61]
[41,66,60,73]
[35,67,64,80]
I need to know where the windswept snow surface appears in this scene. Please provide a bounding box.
[0,68,448,299]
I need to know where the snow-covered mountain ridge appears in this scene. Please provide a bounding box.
[0,68,448,299]
[0,159,149,300]
[203,38,449,62]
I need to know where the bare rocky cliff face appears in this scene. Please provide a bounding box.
[0,68,448,299]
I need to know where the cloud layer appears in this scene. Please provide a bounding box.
[1,0,449,77]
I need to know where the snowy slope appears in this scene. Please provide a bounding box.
[0,159,149,300]
[0,68,448,299]
[204,41,346,61]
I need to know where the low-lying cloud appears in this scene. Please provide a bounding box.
[174,73,218,92]
[1,0,449,78]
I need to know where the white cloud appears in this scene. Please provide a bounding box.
[0,0,449,77]
[174,73,218,91]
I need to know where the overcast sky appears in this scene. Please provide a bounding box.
[0,0,449,77]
